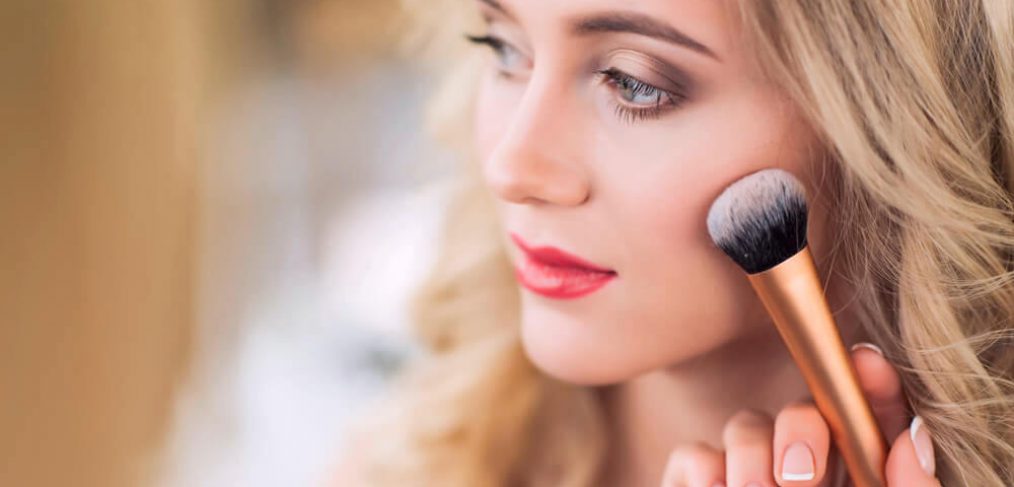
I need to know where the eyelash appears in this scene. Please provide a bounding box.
[464,33,687,124]
[465,34,503,54]
[464,34,519,79]
[595,67,686,124]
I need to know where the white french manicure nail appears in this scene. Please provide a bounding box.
[910,415,936,476]
[850,341,884,356]
[780,441,816,481]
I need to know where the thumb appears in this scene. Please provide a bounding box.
[885,415,941,486]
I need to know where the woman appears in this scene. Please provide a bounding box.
[340,0,1014,485]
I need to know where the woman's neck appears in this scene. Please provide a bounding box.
[593,326,814,487]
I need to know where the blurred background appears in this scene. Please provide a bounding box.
[1,1,456,485]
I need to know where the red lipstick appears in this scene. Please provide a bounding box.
[510,232,617,299]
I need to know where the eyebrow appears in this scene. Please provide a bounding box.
[476,0,720,62]
[478,0,512,17]
[572,12,720,61]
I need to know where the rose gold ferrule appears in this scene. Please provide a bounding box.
[747,247,887,487]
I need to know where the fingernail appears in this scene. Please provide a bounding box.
[910,415,936,476]
[850,341,884,356]
[780,441,816,481]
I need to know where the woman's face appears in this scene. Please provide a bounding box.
[471,0,832,384]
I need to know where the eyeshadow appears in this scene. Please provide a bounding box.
[604,49,694,95]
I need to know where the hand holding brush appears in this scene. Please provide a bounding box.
[657,169,940,487]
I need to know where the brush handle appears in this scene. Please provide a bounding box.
[747,247,887,487]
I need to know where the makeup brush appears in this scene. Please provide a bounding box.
[707,168,887,487]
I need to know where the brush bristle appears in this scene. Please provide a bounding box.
[706,169,809,274]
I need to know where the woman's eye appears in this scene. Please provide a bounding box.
[611,71,664,104]
[464,34,528,77]
[597,67,687,124]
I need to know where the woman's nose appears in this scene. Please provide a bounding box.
[482,75,591,207]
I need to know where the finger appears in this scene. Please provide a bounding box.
[850,342,910,442]
[885,416,941,486]
[661,442,726,487]
[722,409,776,487]
[772,400,828,486]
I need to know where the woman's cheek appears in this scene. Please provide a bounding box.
[603,140,774,329]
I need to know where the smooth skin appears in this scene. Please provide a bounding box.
[661,344,940,487]
[466,0,942,485]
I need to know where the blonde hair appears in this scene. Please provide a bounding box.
[351,1,1014,485]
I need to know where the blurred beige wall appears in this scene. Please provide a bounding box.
[0,1,211,485]
[0,0,410,485]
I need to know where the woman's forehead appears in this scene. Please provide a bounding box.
[475,0,739,58]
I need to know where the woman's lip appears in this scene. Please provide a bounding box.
[508,233,616,273]
[509,232,617,299]
[514,255,617,299]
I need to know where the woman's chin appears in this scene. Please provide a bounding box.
[518,313,645,386]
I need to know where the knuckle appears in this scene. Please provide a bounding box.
[723,408,774,444]
[667,441,715,465]
[664,442,723,486]
[729,408,771,426]
[776,401,821,423]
